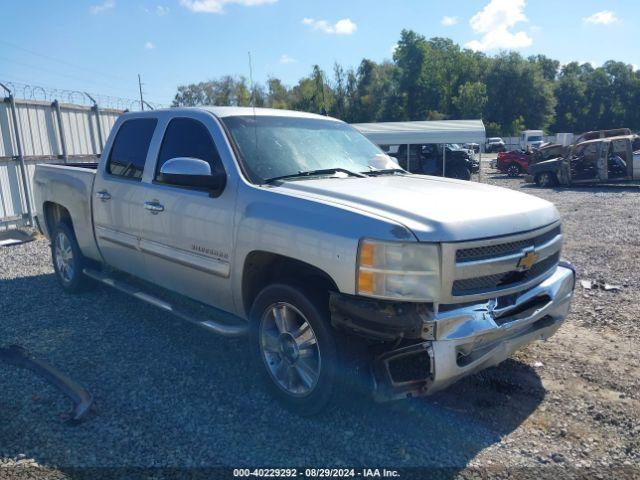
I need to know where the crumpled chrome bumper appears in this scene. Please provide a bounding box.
[373,263,576,401]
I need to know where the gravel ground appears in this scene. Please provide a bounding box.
[1,165,639,479]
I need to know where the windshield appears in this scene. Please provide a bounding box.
[447,143,462,149]
[528,135,543,142]
[221,115,398,184]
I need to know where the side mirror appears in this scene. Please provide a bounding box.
[158,157,226,197]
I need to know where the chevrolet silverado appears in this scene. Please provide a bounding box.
[34,107,575,414]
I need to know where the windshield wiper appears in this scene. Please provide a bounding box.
[362,168,407,176]
[264,168,367,184]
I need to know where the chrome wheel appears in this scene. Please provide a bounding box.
[54,231,75,283]
[507,164,520,177]
[259,302,321,397]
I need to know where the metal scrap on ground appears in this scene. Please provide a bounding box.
[580,279,622,291]
[0,345,93,424]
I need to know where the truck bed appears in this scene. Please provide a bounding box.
[33,163,100,261]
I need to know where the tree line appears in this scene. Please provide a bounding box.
[172,29,640,136]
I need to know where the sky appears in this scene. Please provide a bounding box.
[1,0,638,107]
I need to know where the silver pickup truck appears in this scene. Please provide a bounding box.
[34,107,575,414]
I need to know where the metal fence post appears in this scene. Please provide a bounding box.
[406,144,410,172]
[442,144,446,178]
[52,100,68,163]
[1,83,33,227]
[85,92,103,153]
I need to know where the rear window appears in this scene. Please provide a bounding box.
[107,118,157,180]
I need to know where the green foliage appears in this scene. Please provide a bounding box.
[484,52,555,134]
[173,31,640,135]
[453,81,487,119]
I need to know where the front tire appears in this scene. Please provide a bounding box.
[506,163,521,177]
[249,284,338,415]
[51,222,91,293]
[535,172,558,188]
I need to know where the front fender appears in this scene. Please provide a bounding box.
[230,184,415,316]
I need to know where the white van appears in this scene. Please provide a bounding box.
[520,130,544,150]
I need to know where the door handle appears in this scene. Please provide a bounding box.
[96,190,111,201]
[144,201,165,214]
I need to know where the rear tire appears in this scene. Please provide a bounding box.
[447,165,471,181]
[249,284,338,416]
[51,222,92,293]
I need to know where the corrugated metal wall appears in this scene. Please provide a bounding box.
[0,97,122,230]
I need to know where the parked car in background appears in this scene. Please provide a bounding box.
[486,137,507,153]
[496,149,533,176]
[33,106,576,414]
[390,143,478,180]
[520,130,545,150]
[448,143,478,160]
[527,130,640,187]
[463,142,480,153]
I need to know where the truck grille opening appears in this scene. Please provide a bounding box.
[452,253,560,296]
[387,350,431,384]
[456,315,556,367]
[493,294,552,325]
[455,226,561,263]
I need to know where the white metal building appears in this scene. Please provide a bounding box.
[352,119,486,177]
[352,119,486,146]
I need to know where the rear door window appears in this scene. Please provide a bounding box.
[107,118,157,180]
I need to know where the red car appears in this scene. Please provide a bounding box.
[496,150,533,177]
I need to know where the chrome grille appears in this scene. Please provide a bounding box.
[456,226,561,263]
[440,222,563,303]
[452,253,560,296]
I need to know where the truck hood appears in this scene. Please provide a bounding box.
[273,175,559,242]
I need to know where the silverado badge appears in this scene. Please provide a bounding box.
[516,248,539,272]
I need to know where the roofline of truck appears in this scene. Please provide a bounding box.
[119,106,343,122]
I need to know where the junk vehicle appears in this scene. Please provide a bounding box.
[496,150,533,177]
[497,144,569,177]
[527,128,640,187]
[388,143,479,180]
[463,143,480,153]
[34,107,576,414]
[352,119,482,181]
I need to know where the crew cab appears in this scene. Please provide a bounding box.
[34,107,575,414]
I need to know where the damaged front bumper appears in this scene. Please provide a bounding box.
[331,263,576,401]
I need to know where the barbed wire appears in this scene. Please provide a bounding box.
[0,80,167,111]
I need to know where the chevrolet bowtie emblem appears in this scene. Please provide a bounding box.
[517,248,539,271]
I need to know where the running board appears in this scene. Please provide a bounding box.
[83,268,248,337]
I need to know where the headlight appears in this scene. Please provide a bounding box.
[356,239,441,301]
